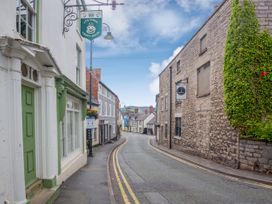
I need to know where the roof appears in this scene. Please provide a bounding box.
[136,114,149,121]
[147,117,156,125]
[99,81,119,99]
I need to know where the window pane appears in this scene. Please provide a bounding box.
[28,27,33,41]
[20,18,27,38]
[61,121,66,158]
[75,112,80,149]
[177,60,181,72]
[27,0,35,9]
[67,111,73,154]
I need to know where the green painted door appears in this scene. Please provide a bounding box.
[22,86,37,187]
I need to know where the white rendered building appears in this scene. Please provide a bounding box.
[0,0,87,203]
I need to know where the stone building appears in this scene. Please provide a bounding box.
[0,0,87,203]
[157,0,272,173]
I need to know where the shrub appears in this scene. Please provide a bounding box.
[224,0,272,141]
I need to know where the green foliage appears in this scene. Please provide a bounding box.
[86,108,98,119]
[224,0,272,141]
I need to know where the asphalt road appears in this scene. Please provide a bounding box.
[118,132,272,204]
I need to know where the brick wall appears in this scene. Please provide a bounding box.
[86,68,101,102]
[158,0,272,173]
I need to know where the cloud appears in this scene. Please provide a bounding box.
[175,0,221,12]
[84,0,206,56]
[148,46,183,95]
[147,10,193,41]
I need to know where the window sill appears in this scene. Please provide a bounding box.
[174,136,182,140]
[199,48,207,56]
[176,101,183,105]
[61,149,83,169]
[196,92,210,98]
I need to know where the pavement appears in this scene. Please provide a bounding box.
[117,132,272,204]
[150,137,272,186]
[55,138,124,204]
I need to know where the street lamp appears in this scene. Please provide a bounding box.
[103,23,114,40]
[88,22,113,157]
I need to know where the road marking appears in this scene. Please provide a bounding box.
[116,139,140,204]
[148,138,272,190]
[112,144,131,204]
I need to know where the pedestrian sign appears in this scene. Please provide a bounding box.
[80,10,102,41]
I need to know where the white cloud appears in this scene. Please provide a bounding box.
[175,0,221,12]
[84,0,204,56]
[148,46,183,95]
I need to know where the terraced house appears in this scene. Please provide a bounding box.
[157,0,272,174]
[0,0,87,203]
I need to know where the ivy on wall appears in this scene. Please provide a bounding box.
[224,0,272,141]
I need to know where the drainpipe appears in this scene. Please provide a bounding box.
[169,67,173,149]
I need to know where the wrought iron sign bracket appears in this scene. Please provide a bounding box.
[63,0,124,34]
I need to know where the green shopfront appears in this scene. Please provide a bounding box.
[56,76,87,183]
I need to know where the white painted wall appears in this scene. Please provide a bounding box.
[0,0,16,37]
[144,113,155,128]
[0,0,87,202]
[40,0,86,90]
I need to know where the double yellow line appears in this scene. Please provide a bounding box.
[112,139,140,204]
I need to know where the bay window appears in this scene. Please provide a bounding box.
[60,96,82,160]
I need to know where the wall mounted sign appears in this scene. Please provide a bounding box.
[80,10,102,41]
[176,82,187,101]
[86,117,96,129]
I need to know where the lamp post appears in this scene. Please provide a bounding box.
[88,23,114,157]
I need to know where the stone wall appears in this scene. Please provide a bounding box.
[239,139,272,173]
[157,0,272,173]
[158,67,170,147]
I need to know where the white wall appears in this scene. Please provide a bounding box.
[40,0,86,90]
[0,0,16,37]
[144,113,155,128]
[0,56,12,203]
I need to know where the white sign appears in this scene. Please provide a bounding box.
[176,82,187,101]
[86,118,96,129]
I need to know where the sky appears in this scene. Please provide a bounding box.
[85,0,223,107]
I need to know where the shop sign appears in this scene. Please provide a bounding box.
[86,117,96,129]
[80,10,102,41]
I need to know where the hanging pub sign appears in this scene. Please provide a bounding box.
[176,82,187,101]
[80,10,102,41]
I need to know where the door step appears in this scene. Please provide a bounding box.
[31,186,60,204]
[26,180,43,200]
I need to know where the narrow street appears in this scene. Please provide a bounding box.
[111,132,272,204]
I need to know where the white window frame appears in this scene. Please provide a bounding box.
[61,95,82,162]
[16,0,36,42]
